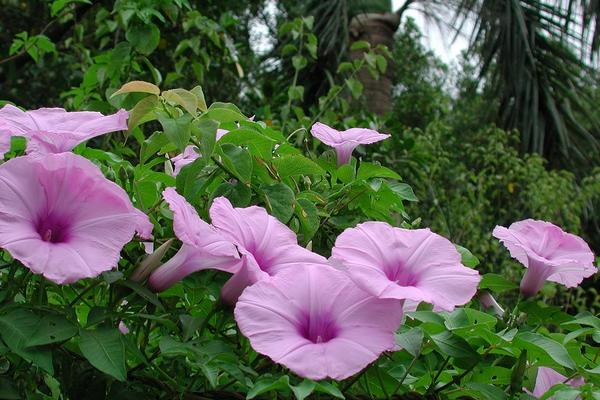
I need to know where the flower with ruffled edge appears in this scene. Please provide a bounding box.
[209,197,326,304]
[0,104,128,155]
[235,264,403,380]
[331,221,480,312]
[0,152,152,284]
[310,122,390,165]
[525,367,584,399]
[493,219,596,297]
[147,188,240,291]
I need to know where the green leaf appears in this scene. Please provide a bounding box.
[357,162,401,180]
[219,128,276,159]
[140,131,169,164]
[126,23,160,55]
[192,119,218,159]
[220,143,252,183]
[51,0,91,16]
[211,181,251,207]
[27,314,77,347]
[510,350,528,394]
[290,379,316,400]
[79,328,126,381]
[465,382,507,400]
[430,331,479,359]
[389,182,418,202]
[159,113,192,151]
[190,86,207,112]
[162,88,198,115]
[480,273,518,293]
[175,157,208,201]
[350,40,370,51]
[456,245,480,268]
[247,376,289,399]
[292,55,307,70]
[272,155,325,178]
[203,102,248,123]
[112,80,160,97]
[262,183,295,223]
[0,309,53,373]
[406,311,446,325]
[345,78,363,99]
[315,382,344,399]
[337,164,355,183]
[515,332,575,369]
[561,313,600,330]
[395,327,424,357]
[295,198,319,242]
[128,95,159,131]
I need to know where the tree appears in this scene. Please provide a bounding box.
[288,0,600,167]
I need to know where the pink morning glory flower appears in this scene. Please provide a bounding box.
[171,145,200,176]
[235,263,403,380]
[525,367,584,399]
[210,197,326,304]
[0,152,152,284]
[310,122,390,165]
[0,104,128,155]
[493,219,596,298]
[118,321,130,335]
[147,188,240,292]
[331,221,481,312]
[169,130,230,176]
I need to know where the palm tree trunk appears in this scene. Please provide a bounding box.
[349,12,400,115]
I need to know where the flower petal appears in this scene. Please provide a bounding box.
[148,244,241,292]
[235,264,402,380]
[333,221,480,311]
[0,153,147,284]
[162,188,237,257]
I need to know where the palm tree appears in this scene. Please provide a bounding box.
[286,0,600,167]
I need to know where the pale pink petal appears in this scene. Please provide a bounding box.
[220,255,268,304]
[529,367,584,398]
[0,121,12,158]
[210,196,324,275]
[493,220,596,297]
[148,244,241,292]
[171,145,200,176]
[118,321,129,334]
[333,221,480,311]
[0,153,149,284]
[0,105,128,155]
[235,264,402,380]
[216,128,229,141]
[310,122,390,165]
[210,197,297,248]
[162,188,237,256]
[310,122,343,147]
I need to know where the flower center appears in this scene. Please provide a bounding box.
[297,312,339,344]
[384,263,418,286]
[35,214,71,243]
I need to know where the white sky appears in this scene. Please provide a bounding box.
[392,0,469,64]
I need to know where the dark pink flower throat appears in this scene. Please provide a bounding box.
[35,213,72,243]
[297,312,339,343]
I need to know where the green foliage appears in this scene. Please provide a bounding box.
[0,1,599,399]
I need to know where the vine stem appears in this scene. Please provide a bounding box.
[392,353,420,395]
[426,356,450,393]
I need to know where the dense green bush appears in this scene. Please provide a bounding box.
[0,1,599,399]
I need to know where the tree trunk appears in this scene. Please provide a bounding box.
[349,12,400,115]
